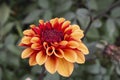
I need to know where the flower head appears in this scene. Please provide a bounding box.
[19,18,89,77]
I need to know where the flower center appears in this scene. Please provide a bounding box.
[41,29,63,43]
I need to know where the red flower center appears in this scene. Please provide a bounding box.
[41,29,63,43]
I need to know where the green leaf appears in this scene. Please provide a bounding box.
[43,10,52,21]
[116,65,120,75]
[23,9,42,24]
[7,44,20,56]
[31,65,41,74]
[16,22,23,37]
[5,34,20,56]
[56,0,72,13]
[100,67,107,75]
[87,42,97,54]
[86,0,98,10]
[72,65,85,76]
[0,3,10,26]
[44,73,60,80]
[0,43,3,49]
[0,68,2,80]
[1,22,14,36]
[0,51,7,64]
[85,60,100,74]
[91,19,102,28]
[93,75,102,80]
[103,18,118,43]
[86,28,100,40]
[96,0,114,11]
[76,8,90,28]
[38,0,49,9]
[5,34,15,45]
[103,75,110,80]
[111,7,120,18]
[7,54,20,68]
[93,74,103,80]
[4,69,15,80]
[64,12,75,20]
[115,18,120,27]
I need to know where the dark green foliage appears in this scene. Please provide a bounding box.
[0,0,120,80]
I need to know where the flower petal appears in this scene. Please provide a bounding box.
[36,51,48,65]
[54,49,64,58]
[64,34,69,40]
[46,46,55,56]
[21,48,34,59]
[43,42,48,49]
[77,42,89,55]
[63,49,77,62]
[58,18,65,24]
[29,53,37,66]
[30,24,36,28]
[30,25,40,34]
[31,37,40,43]
[57,58,74,77]
[75,50,85,64]
[21,36,31,44]
[59,40,68,46]
[23,29,35,36]
[67,41,79,48]
[70,31,84,40]
[39,20,44,25]
[45,56,58,74]
[61,21,71,30]
[50,18,58,28]
[18,42,25,46]
[31,43,42,50]
[71,25,80,31]
[64,25,72,33]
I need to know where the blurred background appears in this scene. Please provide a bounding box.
[0,0,120,80]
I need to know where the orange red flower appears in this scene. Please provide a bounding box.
[19,18,89,77]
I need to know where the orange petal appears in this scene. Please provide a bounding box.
[70,31,84,40]
[64,34,69,40]
[46,46,55,56]
[59,40,68,46]
[64,25,72,33]
[18,42,24,46]
[71,25,80,32]
[77,42,89,55]
[57,58,74,77]
[21,36,31,44]
[31,37,40,43]
[75,50,85,64]
[43,42,48,49]
[39,20,44,25]
[21,48,34,59]
[29,53,37,66]
[36,51,48,65]
[64,24,81,33]
[50,18,58,28]
[58,18,65,24]
[54,49,64,58]
[63,49,77,62]
[61,21,71,29]
[30,24,36,28]
[31,43,41,50]
[45,56,58,74]
[67,41,79,48]
[23,29,35,36]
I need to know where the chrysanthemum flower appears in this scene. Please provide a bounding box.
[19,18,89,77]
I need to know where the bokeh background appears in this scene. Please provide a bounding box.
[0,0,120,80]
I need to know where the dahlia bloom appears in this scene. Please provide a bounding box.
[19,18,89,77]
